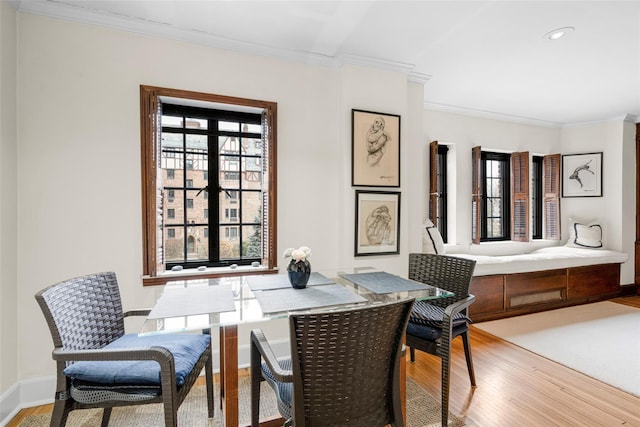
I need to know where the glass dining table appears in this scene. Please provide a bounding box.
[140,267,454,426]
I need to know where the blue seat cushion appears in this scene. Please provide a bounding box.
[63,333,210,387]
[260,358,293,419]
[406,321,469,341]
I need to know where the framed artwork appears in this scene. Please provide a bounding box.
[351,109,401,187]
[355,190,400,256]
[562,152,603,197]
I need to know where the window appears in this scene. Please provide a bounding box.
[167,228,175,238]
[140,86,277,284]
[472,147,560,244]
[481,151,511,241]
[531,156,543,239]
[436,145,448,242]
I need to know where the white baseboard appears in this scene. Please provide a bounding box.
[0,338,290,426]
[0,376,55,427]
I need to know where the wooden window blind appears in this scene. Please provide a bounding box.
[511,151,530,242]
[471,146,482,244]
[543,153,561,240]
[429,141,438,225]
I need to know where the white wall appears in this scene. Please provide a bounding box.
[0,0,18,409]
[4,8,637,420]
[423,108,562,254]
[422,108,635,285]
[560,118,636,284]
[11,12,423,408]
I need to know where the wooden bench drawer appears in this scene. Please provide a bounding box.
[469,275,505,316]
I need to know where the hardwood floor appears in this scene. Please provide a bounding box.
[408,296,640,426]
[7,296,640,426]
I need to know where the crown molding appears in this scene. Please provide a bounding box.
[424,102,564,128]
[16,1,427,79]
[336,53,415,73]
[408,71,432,85]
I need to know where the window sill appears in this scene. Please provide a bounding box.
[142,265,278,286]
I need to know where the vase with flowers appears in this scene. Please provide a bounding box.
[283,246,312,289]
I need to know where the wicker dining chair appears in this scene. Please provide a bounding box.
[406,253,477,427]
[250,299,415,427]
[35,271,214,427]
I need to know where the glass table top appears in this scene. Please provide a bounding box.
[140,266,454,335]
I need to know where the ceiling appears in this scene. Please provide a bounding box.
[14,0,640,126]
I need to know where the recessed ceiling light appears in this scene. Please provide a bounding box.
[544,27,575,41]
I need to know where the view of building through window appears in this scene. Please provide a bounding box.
[160,106,263,267]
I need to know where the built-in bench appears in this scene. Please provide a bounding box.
[449,246,628,322]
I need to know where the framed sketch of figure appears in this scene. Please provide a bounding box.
[355,190,400,256]
[352,109,401,187]
[562,152,603,197]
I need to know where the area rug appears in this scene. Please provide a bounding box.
[474,301,640,397]
[19,376,464,426]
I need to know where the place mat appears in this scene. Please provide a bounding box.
[255,284,367,314]
[148,285,236,319]
[340,271,428,294]
[246,272,334,291]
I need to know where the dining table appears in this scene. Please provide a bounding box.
[140,266,454,426]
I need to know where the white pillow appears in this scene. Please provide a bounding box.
[422,219,446,254]
[565,219,603,249]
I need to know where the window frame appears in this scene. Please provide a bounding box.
[140,85,278,286]
[480,151,511,242]
[531,155,543,239]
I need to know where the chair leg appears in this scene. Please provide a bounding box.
[100,408,112,427]
[162,401,178,427]
[409,346,416,362]
[440,330,454,427]
[205,346,215,418]
[250,340,262,427]
[461,331,477,387]
[50,397,71,427]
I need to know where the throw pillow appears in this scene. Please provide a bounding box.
[565,218,603,248]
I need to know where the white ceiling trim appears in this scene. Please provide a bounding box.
[16,0,428,80]
[424,101,564,129]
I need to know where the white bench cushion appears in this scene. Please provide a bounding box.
[452,246,628,276]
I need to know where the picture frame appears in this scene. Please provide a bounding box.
[562,152,603,197]
[351,109,401,187]
[355,190,400,256]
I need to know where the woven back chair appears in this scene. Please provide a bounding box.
[250,299,415,427]
[406,253,477,427]
[35,272,214,427]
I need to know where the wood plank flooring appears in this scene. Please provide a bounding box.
[7,296,640,427]
[408,295,640,426]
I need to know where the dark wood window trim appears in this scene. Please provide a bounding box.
[140,85,278,286]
